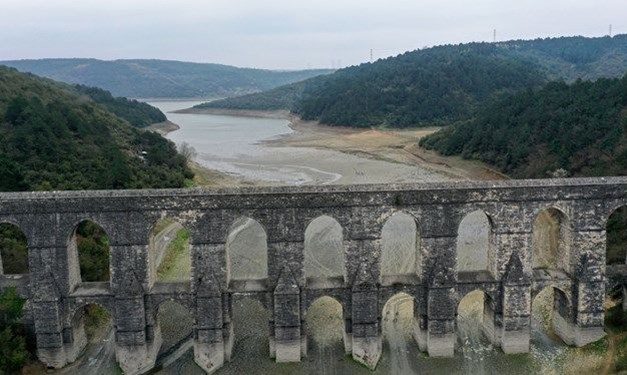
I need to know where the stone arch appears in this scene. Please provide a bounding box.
[606,205,627,311]
[155,299,195,354]
[68,300,114,327]
[456,210,493,273]
[0,222,29,275]
[305,296,348,354]
[230,295,271,360]
[68,302,113,356]
[456,289,493,346]
[226,217,268,283]
[381,292,416,343]
[304,215,346,281]
[606,205,627,266]
[531,285,572,345]
[532,207,572,274]
[67,219,111,290]
[148,217,192,283]
[380,212,421,284]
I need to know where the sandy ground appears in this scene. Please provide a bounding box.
[264,116,508,182]
[174,107,290,119]
[163,109,505,187]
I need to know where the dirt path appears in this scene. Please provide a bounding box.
[152,222,183,269]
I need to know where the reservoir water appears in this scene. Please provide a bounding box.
[147,100,447,185]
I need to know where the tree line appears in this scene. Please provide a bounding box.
[201,34,627,128]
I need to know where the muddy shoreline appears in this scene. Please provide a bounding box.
[173,107,290,119]
[267,115,508,181]
[161,107,506,187]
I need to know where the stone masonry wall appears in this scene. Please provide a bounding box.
[0,177,625,373]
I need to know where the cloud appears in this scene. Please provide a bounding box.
[0,0,624,69]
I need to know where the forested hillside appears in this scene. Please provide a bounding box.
[0,59,331,99]
[200,35,627,128]
[420,75,627,178]
[196,79,312,111]
[0,66,193,191]
[0,67,195,370]
[74,85,166,128]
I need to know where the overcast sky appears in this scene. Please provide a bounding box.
[0,0,625,70]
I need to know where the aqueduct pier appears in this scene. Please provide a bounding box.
[0,177,626,374]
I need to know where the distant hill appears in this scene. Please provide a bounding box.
[73,84,166,128]
[0,66,192,191]
[0,59,332,99]
[199,35,627,128]
[420,75,627,178]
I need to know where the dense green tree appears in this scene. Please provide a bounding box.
[420,75,627,178]
[73,85,166,128]
[0,66,193,192]
[0,224,28,274]
[201,34,627,128]
[75,221,110,282]
[0,288,28,373]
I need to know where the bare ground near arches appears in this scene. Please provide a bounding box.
[262,117,508,182]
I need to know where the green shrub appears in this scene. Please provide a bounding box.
[0,287,28,372]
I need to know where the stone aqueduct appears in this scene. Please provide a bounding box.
[0,177,626,374]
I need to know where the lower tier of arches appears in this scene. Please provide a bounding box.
[31,281,612,374]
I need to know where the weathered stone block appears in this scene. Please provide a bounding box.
[352,322,379,338]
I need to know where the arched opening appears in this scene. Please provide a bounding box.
[604,205,627,347]
[229,296,271,362]
[380,213,420,283]
[456,290,491,349]
[531,286,571,347]
[304,216,345,282]
[68,220,111,287]
[156,300,194,356]
[0,223,28,275]
[226,217,268,282]
[456,210,492,273]
[70,303,113,355]
[382,292,416,369]
[607,205,627,266]
[149,218,191,282]
[532,208,571,274]
[305,296,345,359]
